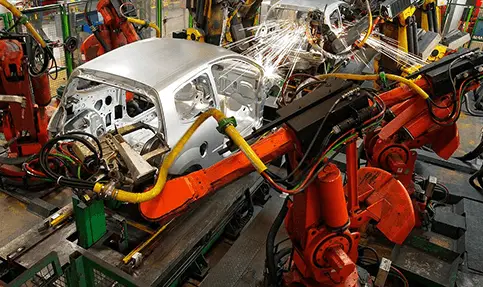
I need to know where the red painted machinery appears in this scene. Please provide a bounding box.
[364,50,483,226]
[0,37,51,159]
[138,79,417,286]
[136,50,483,285]
[80,0,140,62]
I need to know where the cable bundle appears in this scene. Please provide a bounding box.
[26,132,103,190]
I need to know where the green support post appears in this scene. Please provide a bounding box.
[157,0,163,37]
[0,12,12,30]
[67,253,93,287]
[60,4,73,76]
[73,195,107,249]
[189,14,193,28]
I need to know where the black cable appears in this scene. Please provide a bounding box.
[29,43,51,77]
[292,80,322,97]
[265,145,344,195]
[273,247,292,272]
[448,58,460,98]
[47,47,58,80]
[274,238,290,253]
[470,166,483,192]
[388,273,409,287]
[456,137,483,162]
[39,134,100,189]
[281,98,342,182]
[266,197,289,286]
[297,146,344,189]
[427,76,478,126]
[463,93,483,116]
[425,57,465,125]
[282,91,381,188]
[84,0,111,52]
[359,246,380,265]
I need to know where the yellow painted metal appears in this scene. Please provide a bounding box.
[421,12,429,31]
[126,17,161,37]
[187,27,205,42]
[427,45,447,62]
[396,6,416,53]
[122,220,172,264]
[398,25,409,52]
[50,207,74,227]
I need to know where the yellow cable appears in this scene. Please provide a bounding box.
[357,0,373,48]
[316,73,430,100]
[0,0,46,47]
[92,72,428,204]
[122,220,172,264]
[127,17,161,38]
[93,108,267,203]
[50,208,73,227]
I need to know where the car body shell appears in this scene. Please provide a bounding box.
[264,0,349,35]
[48,38,266,174]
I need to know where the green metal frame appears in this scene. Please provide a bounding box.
[73,195,107,249]
[67,251,142,287]
[0,12,13,30]
[60,3,73,76]
[8,250,144,287]
[157,0,163,37]
[469,17,483,46]
[7,252,63,287]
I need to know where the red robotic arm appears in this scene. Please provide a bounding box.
[364,76,480,226]
[140,126,415,286]
[80,0,140,62]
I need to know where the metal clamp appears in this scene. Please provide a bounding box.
[101,181,117,199]
[216,116,237,134]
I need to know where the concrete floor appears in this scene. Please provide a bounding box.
[0,188,72,248]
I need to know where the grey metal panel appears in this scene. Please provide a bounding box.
[76,38,245,93]
[273,0,345,11]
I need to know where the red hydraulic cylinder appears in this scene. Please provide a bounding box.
[31,74,51,107]
[316,163,349,229]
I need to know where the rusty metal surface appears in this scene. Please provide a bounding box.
[0,187,72,248]
[134,173,261,286]
[455,113,483,158]
[0,192,41,248]
[0,173,262,287]
[0,203,74,263]
[392,244,459,287]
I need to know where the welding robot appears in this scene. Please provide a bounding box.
[48,45,477,286]
[80,0,160,62]
[0,1,56,179]
[377,0,445,73]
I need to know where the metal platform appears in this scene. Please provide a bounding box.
[0,173,266,286]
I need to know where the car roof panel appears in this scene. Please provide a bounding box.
[76,38,240,92]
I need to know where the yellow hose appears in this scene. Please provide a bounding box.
[357,0,373,48]
[0,0,46,47]
[93,108,267,203]
[127,17,161,38]
[317,73,430,100]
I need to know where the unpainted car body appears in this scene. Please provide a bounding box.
[264,0,350,36]
[48,38,265,174]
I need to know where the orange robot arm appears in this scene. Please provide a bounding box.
[139,126,296,221]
